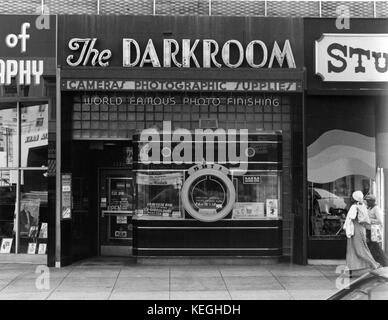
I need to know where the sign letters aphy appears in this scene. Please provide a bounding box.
[0,22,44,85]
[66,37,296,69]
[315,34,388,82]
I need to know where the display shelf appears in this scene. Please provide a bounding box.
[133,215,282,221]
[101,210,134,217]
[133,215,184,221]
[20,236,47,239]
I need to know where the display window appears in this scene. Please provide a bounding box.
[0,102,48,255]
[19,174,48,254]
[180,165,236,222]
[133,128,282,222]
[232,174,281,219]
[308,175,373,237]
[0,169,16,253]
[136,171,183,218]
[190,175,227,211]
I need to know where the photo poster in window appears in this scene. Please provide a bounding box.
[38,243,47,255]
[61,174,72,219]
[137,172,183,187]
[27,242,37,254]
[29,225,39,238]
[266,199,279,218]
[233,202,265,219]
[137,173,183,217]
[109,179,132,211]
[39,222,48,238]
[0,238,13,253]
[146,203,173,217]
[11,129,48,177]
[116,216,128,224]
[18,199,40,236]
[124,146,133,165]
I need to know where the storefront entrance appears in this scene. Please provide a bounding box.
[65,140,134,262]
[59,86,305,264]
[98,168,134,257]
[56,15,307,266]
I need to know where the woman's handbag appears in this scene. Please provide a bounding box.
[371,224,383,243]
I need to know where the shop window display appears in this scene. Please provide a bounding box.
[0,103,48,255]
[134,131,282,221]
[0,104,17,254]
[18,170,48,254]
[0,170,16,253]
[190,175,227,213]
[308,175,372,237]
[136,172,183,218]
[233,174,281,219]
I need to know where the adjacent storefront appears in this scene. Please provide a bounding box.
[0,15,56,263]
[55,16,305,266]
[305,18,388,260]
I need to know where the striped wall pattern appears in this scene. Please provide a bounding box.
[45,0,97,14]
[376,0,388,17]
[100,0,153,14]
[155,0,209,15]
[211,1,265,16]
[320,1,375,17]
[0,0,41,14]
[0,0,387,17]
[267,1,319,17]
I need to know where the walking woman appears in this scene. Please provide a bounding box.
[365,194,388,267]
[343,191,380,276]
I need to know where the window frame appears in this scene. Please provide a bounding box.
[0,98,48,254]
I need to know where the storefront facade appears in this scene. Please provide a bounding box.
[0,15,56,263]
[1,14,387,267]
[305,18,388,260]
[54,15,306,266]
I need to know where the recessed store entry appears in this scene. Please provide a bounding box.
[69,141,134,261]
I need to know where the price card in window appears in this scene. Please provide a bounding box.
[233,202,265,219]
[266,199,279,218]
[243,176,261,184]
[116,216,128,224]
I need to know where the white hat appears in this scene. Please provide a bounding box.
[352,191,364,202]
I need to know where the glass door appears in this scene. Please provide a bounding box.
[98,169,135,256]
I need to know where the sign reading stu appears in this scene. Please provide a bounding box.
[315,34,388,82]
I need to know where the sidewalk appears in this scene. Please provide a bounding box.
[0,260,344,300]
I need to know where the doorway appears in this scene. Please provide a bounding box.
[68,140,134,262]
[98,168,135,257]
